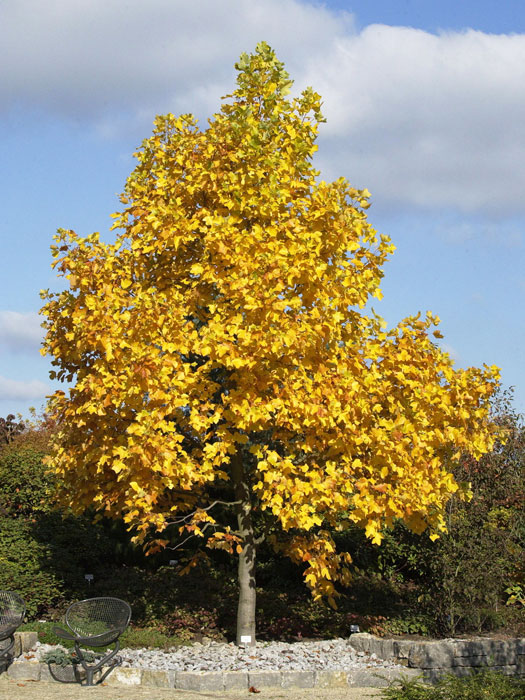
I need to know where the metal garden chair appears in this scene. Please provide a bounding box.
[52,597,131,686]
[0,591,26,661]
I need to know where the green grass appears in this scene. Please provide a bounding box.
[383,670,525,700]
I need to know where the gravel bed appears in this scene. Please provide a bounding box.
[32,638,399,673]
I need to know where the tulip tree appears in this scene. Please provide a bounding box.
[41,43,501,644]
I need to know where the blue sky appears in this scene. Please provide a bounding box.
[1,0,524,419]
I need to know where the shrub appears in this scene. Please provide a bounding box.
[383,614,433,637]
[158,607,225,642]
[0,447,56,518]
[384,670,525,700]
[120,626,179,649]
[0,518,64,618]
[426,397,524,635]
[0,513,123,619]
[427,509,514,634]
[20,622,72,647]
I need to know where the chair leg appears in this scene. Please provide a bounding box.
[74,640,122,686]
[84,666,95,686]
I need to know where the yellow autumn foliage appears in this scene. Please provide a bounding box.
[40,43,501,601]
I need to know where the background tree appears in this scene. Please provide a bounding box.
[426,389,524,634]
[41,43,501,644]
[0,414,25,445]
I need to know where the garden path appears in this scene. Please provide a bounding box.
[0,677,383,700]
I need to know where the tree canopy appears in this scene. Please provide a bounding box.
[41,43,501,642]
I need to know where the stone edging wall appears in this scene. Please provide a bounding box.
[6,661,418,691]
[8,631,524,688]
[4,631,419,690]
[349,633,525,683]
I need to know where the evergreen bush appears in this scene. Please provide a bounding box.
[384,670,525,700]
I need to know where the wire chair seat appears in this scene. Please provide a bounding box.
[52,597,131,686]
[52,626,122,647]
[0,591,26,660]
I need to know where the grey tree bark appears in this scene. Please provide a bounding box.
[231,452,257,646]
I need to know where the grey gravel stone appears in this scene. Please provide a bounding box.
[31,637,401,675]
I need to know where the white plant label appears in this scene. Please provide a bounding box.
[240,635,252,643]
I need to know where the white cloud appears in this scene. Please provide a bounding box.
[0,376,50,402]
[0,311,43,352]
[0,0,350,122]
[3,2,525,213]
[307,25,525,214]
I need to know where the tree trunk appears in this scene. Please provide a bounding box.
[231,452,256,646]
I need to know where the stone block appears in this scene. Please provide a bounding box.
[488,650,517,666]
[378,639,395,659]
[10,636,20,658]
[12,632,38,657]
[452,639,516,665]
[176,671,224,691]
[347,669,384,687]
[423,665,481,683]
[408,642,454,669]
[141,669,175,687]
[382,668,421,685]
[451,640,518,667]
[247,671,282,688]
[348,633,374,653]
[281,670,315,688]
[39,664,55,683]
[315,670,348,688]
[351,667,420,688]
[453,640,486,657]
[223,671,248,690]
[392,640,412,660]
[7,661,41,681]
[105,666,142,686]
[487,664,518,676]
[451,654,492,668]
